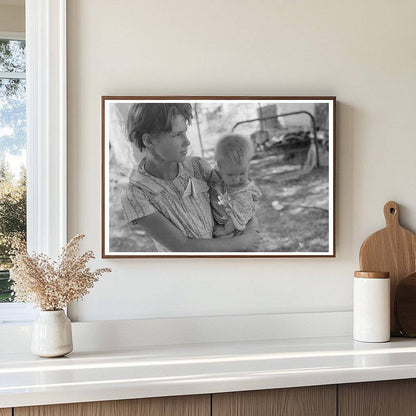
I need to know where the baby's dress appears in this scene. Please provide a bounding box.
[210,171,262,232]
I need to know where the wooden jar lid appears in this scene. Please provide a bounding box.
[354,271,390,279]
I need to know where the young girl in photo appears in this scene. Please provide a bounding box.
[121,103,260,252]
[210,134,262,238]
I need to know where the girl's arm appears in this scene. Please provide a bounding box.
[133,212,259,252]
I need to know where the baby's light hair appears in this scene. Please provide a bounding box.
[214,134,254,167]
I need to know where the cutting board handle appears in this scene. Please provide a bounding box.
[384,201,400,228]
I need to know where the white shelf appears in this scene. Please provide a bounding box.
[2,336,416,408]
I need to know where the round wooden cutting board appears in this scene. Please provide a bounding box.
[359,201,416,335]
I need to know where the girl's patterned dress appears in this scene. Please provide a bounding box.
[122,157,214,251]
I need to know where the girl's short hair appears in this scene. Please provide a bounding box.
[126,103,193,151]
[214,134,254,166]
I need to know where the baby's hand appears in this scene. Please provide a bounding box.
[214,219,236,239]
[223,219,236,234]
[213,226,227,237]
[214,225,230,238]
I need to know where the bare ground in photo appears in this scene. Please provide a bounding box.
[251,157,329,253]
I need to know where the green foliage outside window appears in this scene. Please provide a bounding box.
[0,162,26,302]
[0,38,27,302]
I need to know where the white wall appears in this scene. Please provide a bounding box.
[67,0,416,321]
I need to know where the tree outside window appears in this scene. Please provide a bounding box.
[0,38,27,302]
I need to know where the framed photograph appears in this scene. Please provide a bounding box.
[102,96,336,258]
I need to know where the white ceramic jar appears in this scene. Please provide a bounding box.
[353,271,390,343]
[31,310,73,357]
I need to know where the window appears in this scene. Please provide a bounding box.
[0,36,26,306]
[0,0,67,324]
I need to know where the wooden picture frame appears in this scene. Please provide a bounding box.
[102,96,336,258]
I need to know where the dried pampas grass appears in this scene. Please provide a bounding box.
[10,234,111,311]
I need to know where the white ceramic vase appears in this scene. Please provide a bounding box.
[31,310,73,357]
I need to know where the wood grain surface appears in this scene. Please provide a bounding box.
[359,201,416,335]
[354,271,389,278]
[339,379,416,416]
[14,395,210,416]
[0,409,12,416]
[212,386,336,416]
[394,272,416,336]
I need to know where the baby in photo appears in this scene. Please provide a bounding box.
[210,134,262,237]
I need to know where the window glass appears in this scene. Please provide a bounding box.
[0,39,26,303]
[0,39,26,73]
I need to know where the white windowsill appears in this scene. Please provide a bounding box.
[0,311,352,353]
[0,303,35,324]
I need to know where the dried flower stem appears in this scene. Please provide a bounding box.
[10,235,111,310]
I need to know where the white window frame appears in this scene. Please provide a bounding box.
[0,0,67,323]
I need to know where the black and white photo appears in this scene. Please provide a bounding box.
[102,97,335,257]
